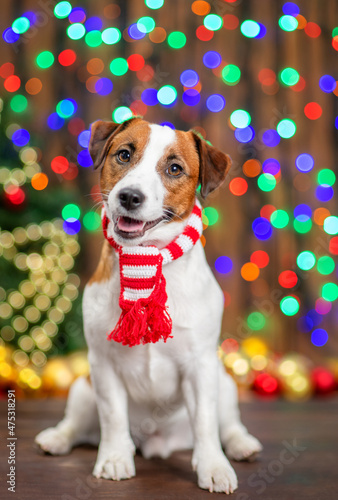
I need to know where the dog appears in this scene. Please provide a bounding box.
[35,118,262,494]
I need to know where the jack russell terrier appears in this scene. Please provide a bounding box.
[35,118,262,494]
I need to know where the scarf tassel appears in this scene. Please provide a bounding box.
[107,272,173,347]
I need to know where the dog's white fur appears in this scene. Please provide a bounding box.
[35,122,262,494]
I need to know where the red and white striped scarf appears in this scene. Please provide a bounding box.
[102,199,203,347]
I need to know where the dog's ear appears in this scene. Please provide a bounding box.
[89,118,136,170]
[191,131,232,198]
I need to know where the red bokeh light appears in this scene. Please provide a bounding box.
[58,49,77,66]
[278,270,298,288]
[304,102,322,120]
[196,25,214,41]
[250,250,270,269]
[51,156,69,174]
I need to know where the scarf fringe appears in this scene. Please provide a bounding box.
[107,271,173,347]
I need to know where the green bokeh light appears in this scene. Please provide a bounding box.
[279,15,298,31]
[257,173,276,192]
[110,58,128,76]
[204,14,223,31]
[85,30,102,47]
[280,67,300,86]
[222,65,241,85]
[12,17,30,34]
[54,1,72,19]
[321,282,338,301]
[167,31,186,49]
[230,109,251,128]
[280,296,299,316]
[101,27,121,45]
[83,211,101,231]
[145,0,164,8]
[297,251,316,271]
[317,169,336,186]
[112,107,133,123]
[157,85,177,105]
[293,218,312,234]
[67,23,86,40]
[36,51,55,69]
[240,20,260,38]
[10,95,28,113]
[203,207,219,226]
[317,256,335,275]
[276,119,296,138]
[270,210,289,228]
[62,204,81,220]
[323,216,338,235]
[247,312,266,330]
[137,16,155,33]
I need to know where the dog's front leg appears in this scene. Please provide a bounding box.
[184,352,238,494]
[89,355,136,481]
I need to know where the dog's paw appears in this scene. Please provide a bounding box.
[226,433,263,462]
[93,450,135,481]
[35,427,72,455]
[193,451,238,494]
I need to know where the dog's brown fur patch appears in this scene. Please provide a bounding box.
[100,121,151,201]
[157,130,200,221]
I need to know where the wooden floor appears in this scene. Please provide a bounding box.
[1,396,337,500]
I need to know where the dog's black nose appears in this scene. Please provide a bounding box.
[118,188,145,211]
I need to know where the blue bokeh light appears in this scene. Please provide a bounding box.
[282,2,300,16]
[63,218,81,235]
[77,149,93,167]
[262,129,281,147]
[234,126,255,143]
[215,256,233,274]
[128,23,146,40]
[316,185,334,202]
[206,94,225,112]
[12,129,30,147]
[182,89,200,106]
[84,16,103,31]
[252,217,273,240]
[47,112,65,130]
[262,158,280,176]
[78,130,91,148]
[95,77,113,95]
[69,7,86,24]
[311,328,328,347]
[294,204,312,221]
[141,88,158,105]
[319,74,336,93]
[203,50,221,68]
[3,27,20,43]
[180,69,199,87]
[295,153,314,172]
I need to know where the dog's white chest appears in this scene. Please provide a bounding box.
[83,241,223,407]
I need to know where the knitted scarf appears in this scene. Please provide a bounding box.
[102,199,203,347]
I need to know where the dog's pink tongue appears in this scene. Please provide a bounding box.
[117,217,145,233]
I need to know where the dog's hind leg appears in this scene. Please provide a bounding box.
[218,364,263,461]
[35,376,100,455]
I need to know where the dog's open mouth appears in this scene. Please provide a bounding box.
[114,216,164,239]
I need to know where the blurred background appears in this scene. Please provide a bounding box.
[0,0,338,400]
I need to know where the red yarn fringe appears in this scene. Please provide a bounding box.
[107,271,173,347]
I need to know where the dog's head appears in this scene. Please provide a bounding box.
[89,117,231,247]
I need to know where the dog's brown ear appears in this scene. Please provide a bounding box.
[191,131,232,198]
[89,118,136,170]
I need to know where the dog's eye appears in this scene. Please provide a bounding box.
[167,164,183,177]
[117,150,131,163]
